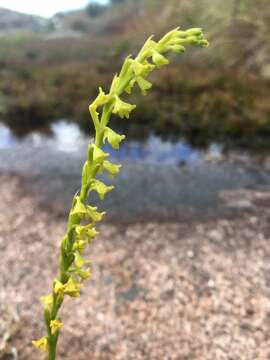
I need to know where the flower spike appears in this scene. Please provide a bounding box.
[34,27,208,359]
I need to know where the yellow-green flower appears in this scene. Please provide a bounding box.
[152,51,169,67]
[89,87,112,120]
[89,144,109,164]
[50,320,64,335]
[112,96,136,119]
[32,337,48,352]
[64,277,82,298]
[89,179,114,200]
[54,279,66,297]
[40,294,53,311]
[71,196,106,222]
[103,127,126,149]
[131,59,154,77]
[54,278,82,298]
[101,160,122,178]
[76,268,92,280]
[75,224,99,242]
[136,76,152,95]
[74,252,87,268]
[73,239,87,251]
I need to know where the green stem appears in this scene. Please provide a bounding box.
[45,149,100,359]
[48,338,57,360]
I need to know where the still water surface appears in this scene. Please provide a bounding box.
[0,120,222,165]
[1,120,269,219]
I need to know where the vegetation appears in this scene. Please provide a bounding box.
[86,1,106,17]
[0,0,269,149]
[32,27,208,359]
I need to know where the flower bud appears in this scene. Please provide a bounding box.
[170,45,186,54]
[185,28,203,37]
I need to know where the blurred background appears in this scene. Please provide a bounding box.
[1,1,270,359]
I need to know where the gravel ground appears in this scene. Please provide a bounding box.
[1,172,270,360]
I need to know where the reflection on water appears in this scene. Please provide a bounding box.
[0,122,84,152]
[0,120,223,165]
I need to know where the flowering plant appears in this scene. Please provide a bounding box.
[33,27,208,359]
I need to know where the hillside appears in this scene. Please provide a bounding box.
[0,0,269,149]
[0,7,49,33]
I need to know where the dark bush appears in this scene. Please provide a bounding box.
[86,2,106,17]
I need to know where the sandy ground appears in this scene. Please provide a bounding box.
[1,172,270,360]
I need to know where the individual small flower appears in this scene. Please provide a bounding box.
[73,239,87,251]
[87,205,106,222]
[131,59,154,77]
[50,319,64,335]
[136,76,152,95]
[89,179,114,200]
[112,96,136,119]
[64,277,82,298]
[74,252,87,268]
[102,160,122,177]
[89,88,111,126]
[71,197,89,217]
[89,144,109,164]
[71,196,106,222]
[69,265,92,280]
[76,268,92,280]
[40,294,53,311]
[89,87,112,117]
[152,50,169,67]
[32,337,48,352]
[103,126,126,149]
[54,279,66,298]
[75,224,99,240]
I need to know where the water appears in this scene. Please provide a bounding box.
[0,120,269,219]
[0,120,223,165]
[0,121,85,153]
